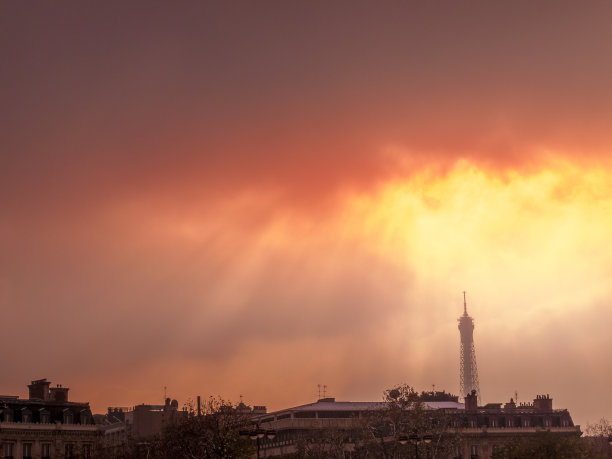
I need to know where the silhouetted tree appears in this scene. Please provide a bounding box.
[152,397,254,459]
[586,417,612,438]
[491,430,584,459]
[153,397,252,458]
[355,384,460,459]
[580,417,612,458]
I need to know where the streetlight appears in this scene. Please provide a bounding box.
[240,426,276,459]
[407,433,432,459]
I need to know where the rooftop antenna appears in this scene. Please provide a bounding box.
[323,385,327,398]
[164,386,167,401]
[463,291,467,316]
[317,384,321,400]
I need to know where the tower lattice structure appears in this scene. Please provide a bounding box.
[458,292,481,404]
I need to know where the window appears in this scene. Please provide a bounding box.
[470,444,479,458]
[63,409,74,424]
[65,443,74,459]
[80,410,90,425]
[40,410,50,424]
[22,443,32,459]
[522,418,530,428]
[3,408,13,422]
[83,444,92,459]
[21,408,32,423]
[4,442,14,459]
[41,444,51,459]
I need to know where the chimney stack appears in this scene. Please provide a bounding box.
[28,379,51,400]
[465,390,478,412]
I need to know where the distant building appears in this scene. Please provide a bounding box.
[0,378,100,459]
[131,398,181,439]
[456,390,579,458]
[251,391,580,458]
[96,397,184,456]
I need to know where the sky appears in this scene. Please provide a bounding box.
[1,1,612,428]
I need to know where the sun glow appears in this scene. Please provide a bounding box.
[339,158,612,320]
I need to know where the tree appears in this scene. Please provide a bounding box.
[491,431,584,459]
[151,397,254,459]
[581,417,612,458]
[585,417,612,438]
[355,384,460,459]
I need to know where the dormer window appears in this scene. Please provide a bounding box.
[21,407,32,423]
[80,410,91,425]
[63,409,73,424]
[3,407,13,422]
[39,408,50,424]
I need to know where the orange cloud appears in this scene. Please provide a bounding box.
[6,155,606,428]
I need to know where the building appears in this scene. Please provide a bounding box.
[250,391,580,458]
[0,379,100,459]
[456,390,579,458]
[95,397,185,456]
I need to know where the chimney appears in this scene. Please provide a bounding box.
[533,394,553,411]
[49,384,69,402]
[465,390,478,412]
[28,379,51,400]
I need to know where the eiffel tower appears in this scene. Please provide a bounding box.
[458,292,481,404]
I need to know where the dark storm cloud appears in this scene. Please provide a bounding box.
[3,1,612,217]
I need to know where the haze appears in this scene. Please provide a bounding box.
[2,1,611,428]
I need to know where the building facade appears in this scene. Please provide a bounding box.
[0,379,100,459]
[250,391,580,458]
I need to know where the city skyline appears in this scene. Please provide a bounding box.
[2,1,612,430]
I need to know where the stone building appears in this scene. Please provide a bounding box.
[249,391,580,458]
[454,390,579,458]
[0,379,100,459]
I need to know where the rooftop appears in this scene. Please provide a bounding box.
[256,397,464,418]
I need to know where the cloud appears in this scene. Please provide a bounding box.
[3,1,612,428]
